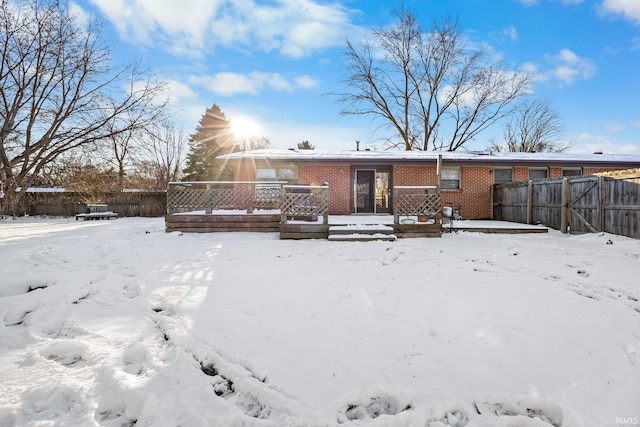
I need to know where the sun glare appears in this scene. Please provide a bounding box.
[230,115,266,139]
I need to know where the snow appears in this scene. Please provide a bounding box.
[218,148,640,165]
[1,216,639,426]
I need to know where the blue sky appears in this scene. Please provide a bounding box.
[75,0,640,154]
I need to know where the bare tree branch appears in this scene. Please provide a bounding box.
[332,11,534,151]
[0,0,167,213]
[488,99,571,153]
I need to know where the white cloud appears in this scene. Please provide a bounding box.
[294,75,320,89]
[164,80,198,106]
[89,0,222,59]
[70,1,91,29]
[571,133,640,155]
[501,26,518,41]
[189,71,320,96]
[90,0,356,59]
[545,49,596,85]
[601,0,640,24]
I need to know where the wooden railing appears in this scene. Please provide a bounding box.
[280,185,329,224]
[167,182,330,225]
[392,186,442,224]
[166,181,285,215]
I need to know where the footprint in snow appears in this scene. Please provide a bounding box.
[474,398,562,427]
[337,395,411,423]
[625,345,640,370]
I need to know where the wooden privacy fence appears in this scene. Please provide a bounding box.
[6,191,166,217]
[492,173,640,239]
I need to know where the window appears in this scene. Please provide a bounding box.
[257,168,277,180]
[441,167,461,190]
[256,167,298,183]
[494,168,513,184]
[562,168,582,177]
[529,168,548,180]
[277,168,298,181]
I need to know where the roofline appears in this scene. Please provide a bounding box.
[217,150,640,168]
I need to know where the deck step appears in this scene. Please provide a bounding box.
[327,224,396,241]
[328,225,394,235]
[328,233,397,242]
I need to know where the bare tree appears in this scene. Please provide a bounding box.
[335,10,534,151]
[488,99,571,153]
[142,121,188,190]
[236,135,271,151]
[0,0,166,214]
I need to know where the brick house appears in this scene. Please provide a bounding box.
[217,149,640,220]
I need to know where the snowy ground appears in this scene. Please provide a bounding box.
[0,217,639,427]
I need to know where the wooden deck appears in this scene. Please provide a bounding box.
[165,214,548,237]
[165,213,281,233]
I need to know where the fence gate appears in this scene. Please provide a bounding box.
[564,176,602,233]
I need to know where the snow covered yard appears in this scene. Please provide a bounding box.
[0,217,639,427]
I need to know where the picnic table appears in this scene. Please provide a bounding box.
[75,204,118,221]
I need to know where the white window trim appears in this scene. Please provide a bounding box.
[493,167,514,183]
[441,167,461,190]
[528,167,549,180]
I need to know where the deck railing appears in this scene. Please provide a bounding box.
[392,185,442,224]
[167,182,330,224]
[280,185,329,224]
[167,181,286,215]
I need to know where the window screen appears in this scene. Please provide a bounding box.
[494,168,513,183]
[529,168,548,180]
[441,168,461,190]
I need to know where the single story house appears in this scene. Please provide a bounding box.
[217,149,640,220]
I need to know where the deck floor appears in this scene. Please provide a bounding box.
[325,216,548,234]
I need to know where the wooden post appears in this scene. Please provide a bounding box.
[280,186,287,224]
[489,184,494,220]
[526,180,533,224]
[322,185,329,225]
[436,154,442,194]
[561,178,569,233]
[598,176,606,233]
[393,187,399,224]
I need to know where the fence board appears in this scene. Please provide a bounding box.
[9,192,166,217]
[493,175,640,239]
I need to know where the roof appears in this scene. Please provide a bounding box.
[218,149,640,168]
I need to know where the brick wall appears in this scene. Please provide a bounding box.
[392,165,493,219]
[298,164,351,214]
[227,159,635,219]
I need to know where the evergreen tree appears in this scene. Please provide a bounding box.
[297,140,315,150]
[183,105,237,180]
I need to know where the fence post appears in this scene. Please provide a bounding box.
[489,184,494,220]
[598,176,606,233]
[526,180,533,224]
[561,178,569,233]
